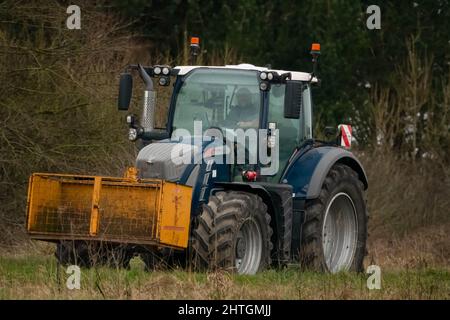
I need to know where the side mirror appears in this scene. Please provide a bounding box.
[284,81,303,119]
[118,73,133,111]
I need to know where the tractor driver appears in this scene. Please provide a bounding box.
[226,87,259,129]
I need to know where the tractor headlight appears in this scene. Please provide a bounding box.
[128,128,138,141]
[259,81,270,91]
[153,66,162,75]
[158,76,170,86]
[162,67,170,75]
[260,72,268,80]
[267,72,274,80]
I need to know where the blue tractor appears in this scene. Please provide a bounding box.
[117,40,368,274]
[26,40,368,274]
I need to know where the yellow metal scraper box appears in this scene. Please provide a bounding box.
[26,173,192,248]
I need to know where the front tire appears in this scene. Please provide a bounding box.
[192,191,273,275]
[301,163,368,272]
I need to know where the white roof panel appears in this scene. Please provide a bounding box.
[173,64,317,82]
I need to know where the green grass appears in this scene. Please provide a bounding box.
[0,254,448,300]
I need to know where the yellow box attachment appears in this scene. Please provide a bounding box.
[26,173,192,249]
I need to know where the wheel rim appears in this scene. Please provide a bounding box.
[322,192,358,273]
[234,218,263,275]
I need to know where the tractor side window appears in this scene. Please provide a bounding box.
[267,84,300,182]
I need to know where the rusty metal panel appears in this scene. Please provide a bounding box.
[96,180,161,242]
[26,173,192,248]
[27,174,92,236]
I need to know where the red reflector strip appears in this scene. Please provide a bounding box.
[339,124,352,148]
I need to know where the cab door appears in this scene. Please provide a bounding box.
[265,84,301,182]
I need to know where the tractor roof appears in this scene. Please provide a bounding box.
[174,64,318,82]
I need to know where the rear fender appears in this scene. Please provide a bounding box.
[282,146,368,199]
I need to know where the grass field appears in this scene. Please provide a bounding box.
[1,167,448,300]
[1,252,448,300]
[1,223,449,300]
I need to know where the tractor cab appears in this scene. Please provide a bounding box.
[119,63,318,184]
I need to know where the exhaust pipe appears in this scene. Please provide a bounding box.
[138,64,156,133]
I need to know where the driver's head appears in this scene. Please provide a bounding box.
[236,87,252,108]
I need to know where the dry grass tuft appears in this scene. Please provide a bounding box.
[367,224,450,270]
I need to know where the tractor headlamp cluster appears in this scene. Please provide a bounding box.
[259,71,273,91]
[153,65,171,86]
[259,71,279,91]
[259,71,274,81]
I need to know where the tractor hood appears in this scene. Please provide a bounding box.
[136,141,197,182]
[136,137,226,183]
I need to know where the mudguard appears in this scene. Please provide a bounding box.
[281,146,368,200]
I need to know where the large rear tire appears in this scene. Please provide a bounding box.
[300,163,368,272]
[192,191,272,275]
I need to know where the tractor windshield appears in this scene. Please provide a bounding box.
[172,69,261,135]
